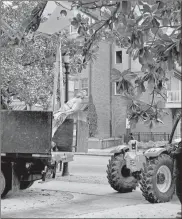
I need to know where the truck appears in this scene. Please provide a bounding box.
[1,110,74,198]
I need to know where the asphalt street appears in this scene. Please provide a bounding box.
[1,155,181,218]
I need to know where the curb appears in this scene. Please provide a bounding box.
[74,152,112,157]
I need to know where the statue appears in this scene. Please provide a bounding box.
[52,90,87,137]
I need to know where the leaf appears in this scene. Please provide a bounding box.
[149,120,154,129]
[136,15,143,24]
[126,47,133,55]
[160,34,173,42]
[151,27,158,35]
[141,65,147,72]
[111,68,122,81]
[71,17,79,27]
[138,1,144,5]
[124,73,138,81]
[152,17,160,27]
[137,83,146,96]
[141,16,151,26]
[111,68,122,76]
[78,26,84,35]
[156,118,164,124]
[162,17,169,26]
[133,49,140,60]
[164,43,176,56]
[176,40,181,52]
[121,16,127,26]
[76,13,82,22]
[143,4,151,13]
[151,4,159,13]
[167,52,173,71]
[143,49,153,65]
[127,19,136,26]
[148,77,155,90]
[119,69,130,77]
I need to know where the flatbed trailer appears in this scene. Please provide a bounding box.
[1,110,74,198]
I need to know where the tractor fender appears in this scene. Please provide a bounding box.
[110,145,129,154]
[144,147,167,158]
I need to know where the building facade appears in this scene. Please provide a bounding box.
[38,2,174,141]
[165,68,181,139]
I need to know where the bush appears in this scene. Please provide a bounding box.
[87,95,98,137]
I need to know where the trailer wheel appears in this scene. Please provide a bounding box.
[1,170,9,198]
[20,181,34,190]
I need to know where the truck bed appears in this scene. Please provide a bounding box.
[1,110,52,154]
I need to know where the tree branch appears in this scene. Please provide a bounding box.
[75,0,117,9]
[84,3,118,10]
[128,2,137,18]
[82,2,121,62]
[155,90,167,100]
[144,90,155,112]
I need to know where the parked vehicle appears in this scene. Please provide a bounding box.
[107,114,181,203]
[1,110,74,198]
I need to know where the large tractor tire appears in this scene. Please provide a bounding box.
[20,181,34,190]
[140,154,175,203]
[1,169,10,198]
[106,154,138,193]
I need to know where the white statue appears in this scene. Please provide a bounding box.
[52,90,87,137]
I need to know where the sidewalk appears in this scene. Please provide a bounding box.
[72,200,181,218]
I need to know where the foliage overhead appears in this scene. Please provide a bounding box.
[1,0,181,128]
[1,1,93,108]
[1,1,55,108]
[69,0,181,128]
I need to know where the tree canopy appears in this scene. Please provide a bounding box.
[1,0,181,128]
[69,0,181,128]
[1,1,88,109]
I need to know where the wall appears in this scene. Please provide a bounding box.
[170,75,181,90]
[112,45,129,72]
[91,41,111,138]
[38,2,74,35]
[110,43,173,137]
[111,95,129,137]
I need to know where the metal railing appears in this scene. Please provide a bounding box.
[132,132,170,142]
[167,90,181,103]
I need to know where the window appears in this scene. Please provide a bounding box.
[81,78,89,96]
[115,50,122,64]
[74,79,88,96]
[74,80,79,95]
[114,81,122,95]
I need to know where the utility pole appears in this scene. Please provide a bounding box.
[61,54,70,176]
[59,39,65,108]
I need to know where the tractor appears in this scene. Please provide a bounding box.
[107,113,181,203]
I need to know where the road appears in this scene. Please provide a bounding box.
[1,155,181,218]
[70,154,109,176]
